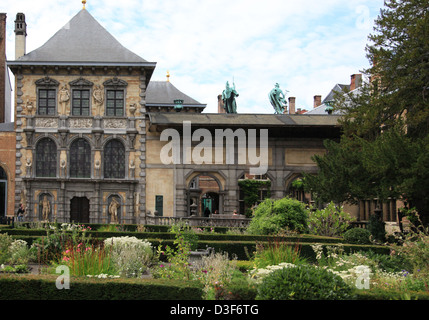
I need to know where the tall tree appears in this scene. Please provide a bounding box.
[305,0,429,223]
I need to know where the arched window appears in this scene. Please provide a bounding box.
[104,139,125,179]
[36,138,57,177]
[0,166,6,180]
[70,138,91,178]
[0,166,7,217]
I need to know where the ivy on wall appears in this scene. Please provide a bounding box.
[238,179,271,215]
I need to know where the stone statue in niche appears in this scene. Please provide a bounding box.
[60,159,67,177]
[108,197,120,224]
[59,84,70,115]
[129,159,135,178]
[26,100,34,115]
[40,195,51,221]
[95,160,100,178]
[93,85,104,115]
[25,157,32,177]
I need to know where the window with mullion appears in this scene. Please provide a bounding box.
[38,89,57,115]
[72,89,91,116]
[35,138,57,177]
[105,90,124,116]
[104,139,125,179]
[70,138,91,178]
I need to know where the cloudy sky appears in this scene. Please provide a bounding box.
[2,0,385,114]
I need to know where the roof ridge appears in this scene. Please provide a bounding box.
[16,9,150,64]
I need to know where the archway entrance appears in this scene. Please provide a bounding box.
[70,197,90,223]
[188,174,222,216]
[0,167,6,217]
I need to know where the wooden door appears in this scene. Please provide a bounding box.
[70,197,90,223]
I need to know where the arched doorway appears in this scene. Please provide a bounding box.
[187,174,222,216]
[0,166,7,217]
[70,197,90,223]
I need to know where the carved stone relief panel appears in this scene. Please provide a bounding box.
[69,118,93,129]
[35,118,58,128]
[104,119,127,129]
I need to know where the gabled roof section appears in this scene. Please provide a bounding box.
[14,9,153,66]
[146,81,206,107]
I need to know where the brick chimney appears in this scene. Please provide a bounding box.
[288,97,296,114]
[350,74,362,91]
[0,13,6,123]
[14,13,27,59]
[217,94,226,113]
[313,95,322,109]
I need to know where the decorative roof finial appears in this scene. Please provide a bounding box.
[166,70,170,82]
[82,0,87,9]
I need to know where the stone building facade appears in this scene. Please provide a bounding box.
[6,8,343,224]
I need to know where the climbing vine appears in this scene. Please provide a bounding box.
[238,179,271,216]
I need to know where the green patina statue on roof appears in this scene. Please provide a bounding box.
[269,83,287,114]
[222,81,239,114]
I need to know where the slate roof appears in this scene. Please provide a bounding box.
[148,113,341,128]
[0,122,14,132]
[306,84,351,115]
[146,81,206,107]
[10,9,155,67]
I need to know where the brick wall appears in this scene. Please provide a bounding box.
[0,131,16,217]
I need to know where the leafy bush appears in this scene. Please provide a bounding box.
[367,213,386,242]
[256,264,354,300]
[0,233,13,264]
[344,228,372,244]
[308,202,356,237]
[247,197,309,235]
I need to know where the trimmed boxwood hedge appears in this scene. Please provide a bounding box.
[1,225,391,262]
[0,274,203,300]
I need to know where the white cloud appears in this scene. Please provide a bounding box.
[1,0,385,114]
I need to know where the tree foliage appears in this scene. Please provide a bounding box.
[304,0,429,222]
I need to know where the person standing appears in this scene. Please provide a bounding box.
[17,203,25,222]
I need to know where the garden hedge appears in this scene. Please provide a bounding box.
[0,274,203,300]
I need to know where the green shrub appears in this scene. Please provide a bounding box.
[308,202,356,237]
[214,271,257,300]
[0,275,204,300]
[256,264,354,300]
[247,197,309,235]
[367,214,386,242]
[344,228,372,245]
[0,233,13,264]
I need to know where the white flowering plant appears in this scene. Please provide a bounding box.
[103,236,154,278]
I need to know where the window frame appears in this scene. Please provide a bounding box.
[35,77,59,116]
[71,89,91,116]
[69,78,94,117]
[103,77,128,117]
[37,88,57,116]
[105,89,125,116]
